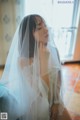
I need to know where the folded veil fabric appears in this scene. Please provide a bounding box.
[0,14,64,120]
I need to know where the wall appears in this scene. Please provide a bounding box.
[0,0,24,65]
[73,18,80,61]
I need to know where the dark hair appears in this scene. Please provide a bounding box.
[19,14,43,58]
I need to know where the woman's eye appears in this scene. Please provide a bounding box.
[36,27,42,30]
[38,27,42,30]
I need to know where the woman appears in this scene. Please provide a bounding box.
[0,14,64,120]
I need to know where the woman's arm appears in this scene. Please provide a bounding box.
[49,46,64,119]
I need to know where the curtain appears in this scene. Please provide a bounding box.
[0,0,24,65]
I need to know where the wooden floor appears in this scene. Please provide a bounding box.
[0,63,80,120]
[61,63,80,120]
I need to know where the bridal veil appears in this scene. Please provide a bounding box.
[0,14,64,120]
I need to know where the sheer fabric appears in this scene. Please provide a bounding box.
[0,14,64,120]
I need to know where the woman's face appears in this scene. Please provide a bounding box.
[33,16,48,45]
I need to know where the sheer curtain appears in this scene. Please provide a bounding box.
[0,0,24,65]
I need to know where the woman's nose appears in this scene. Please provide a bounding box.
[44,26,48,33]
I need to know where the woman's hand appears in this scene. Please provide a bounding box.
[50,104,59,120]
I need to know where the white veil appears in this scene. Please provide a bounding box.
[0,14,64,120]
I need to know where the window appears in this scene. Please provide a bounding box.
[24,0,80,61]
